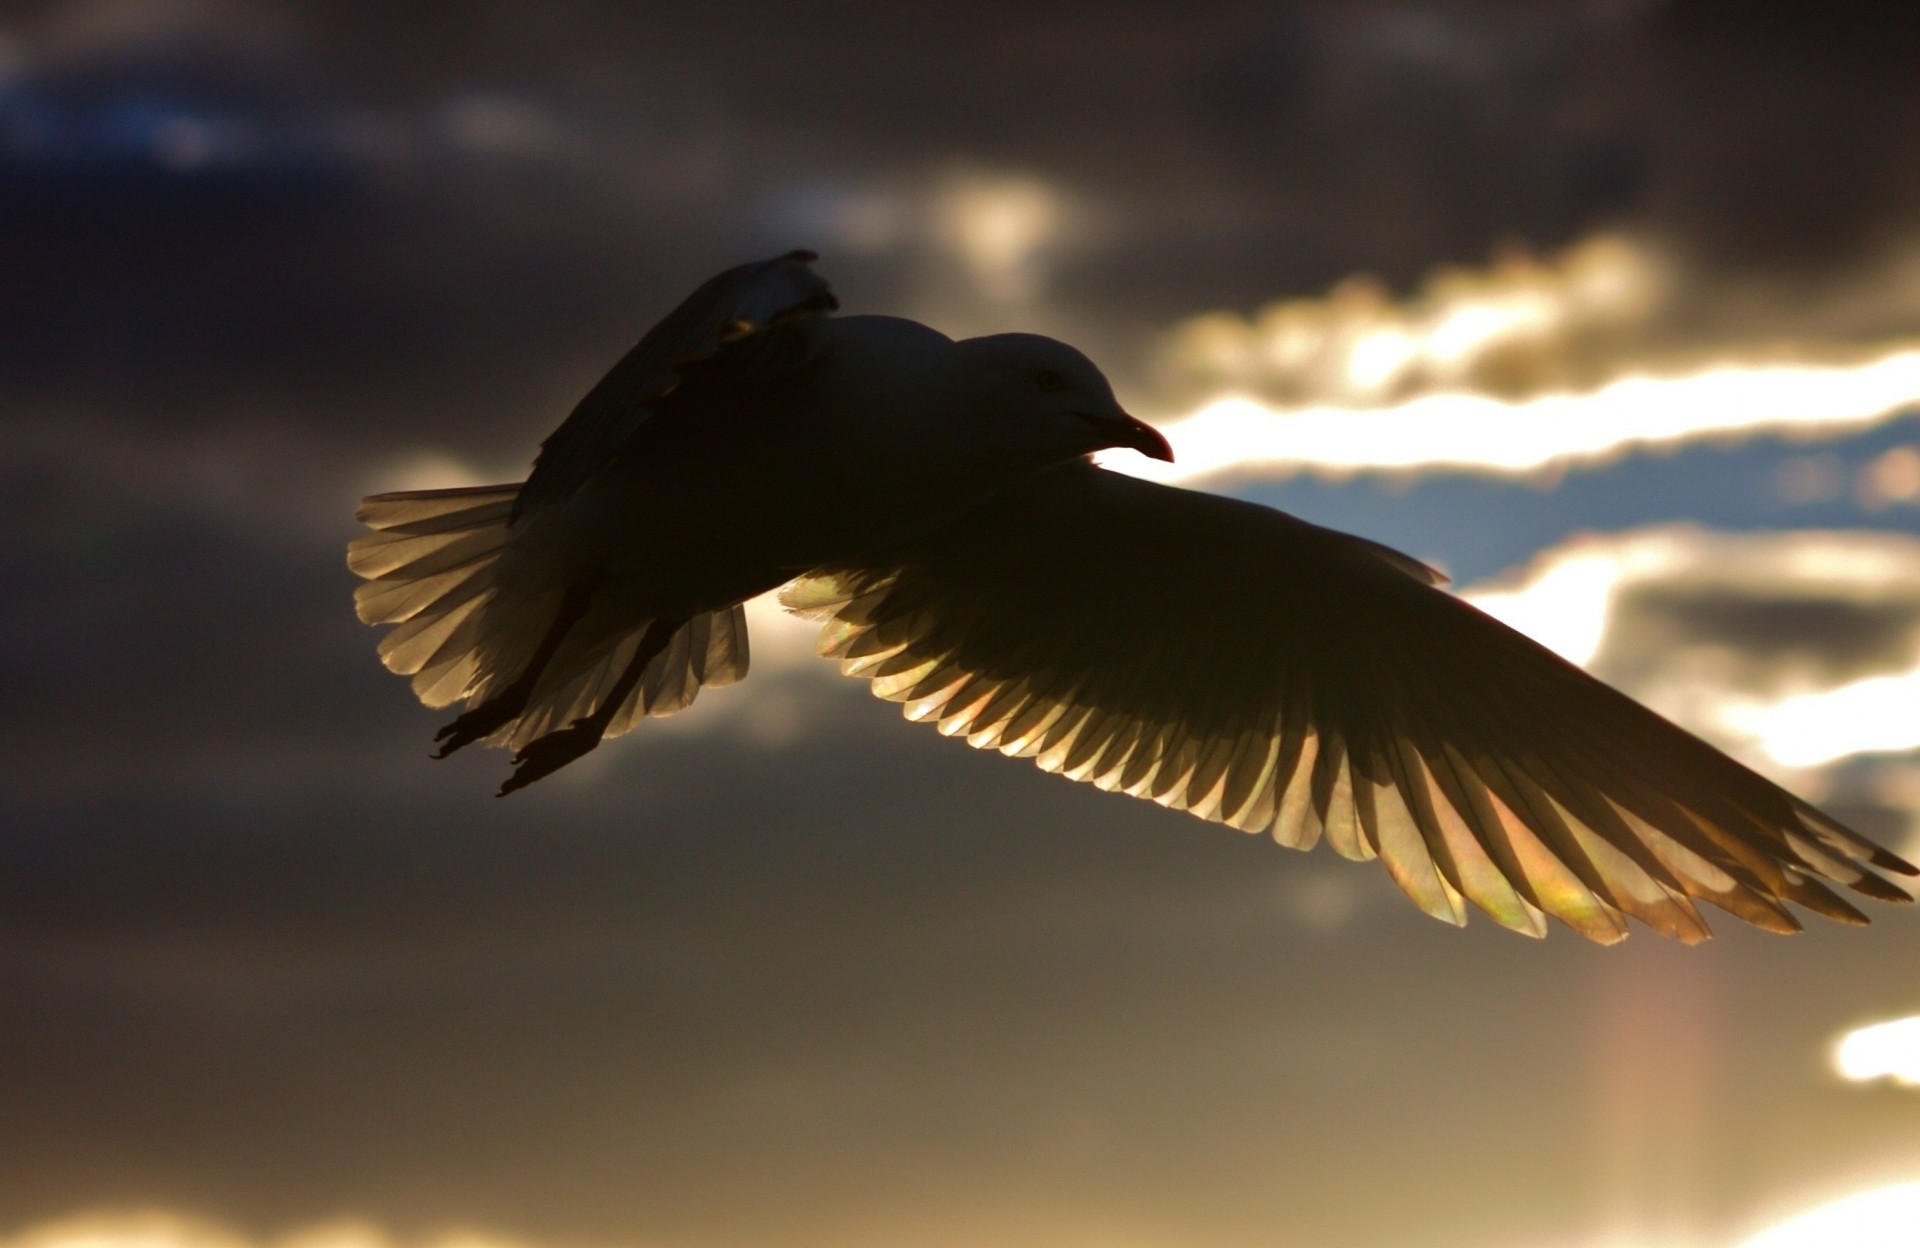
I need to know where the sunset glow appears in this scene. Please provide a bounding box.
[1461,527,1920,774]
[1736,1182,1920,1248]
[1832,1015,1920,1087]
[1158,234,1662,406]
[1724,667,1920,767]
[1115,349,1920,485]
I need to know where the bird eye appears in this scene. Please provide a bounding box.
[1037,369,1065,392]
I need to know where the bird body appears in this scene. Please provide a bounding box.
[496,313,1143,619]
[350,251,1915,942]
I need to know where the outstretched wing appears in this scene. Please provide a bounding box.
[514,249,839,521]
[787,461,1916,944]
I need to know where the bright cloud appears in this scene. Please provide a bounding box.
[935,172,1060,305]
[1736,1181,1920,1248]
[1833,1015,1920,1087]
[1725,669,1920,767]
[21,1186,1920,1248]
[1124,231,1920,487]
[0,1216,583,1248]
[1113,351,1920,485]
[1461,526,1920,778]
[1157,233,1662,408]
[1465,539,1667,669]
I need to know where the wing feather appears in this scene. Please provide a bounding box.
[787,461,1914,942]
[514,251,838,521]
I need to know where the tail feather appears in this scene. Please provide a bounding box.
[351,485,522,629]
[348,484,750,738]
[355,558,498,628]
[504,602,751,750]
[349,524,511,584]
[353,485,519,535]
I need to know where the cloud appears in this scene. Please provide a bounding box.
[1736,1182,1920,1248]
[1126,229,1920,488]
[1463,524,1920,759]
[12,1,1920,466]
[0,1215,596,1248]
[1153,234,1665,408]
[1122,352,1920,486]
[1452,524,1920,856]
[1832,1014,1920,1088]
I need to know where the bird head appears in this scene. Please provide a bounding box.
[956,333,1174,466]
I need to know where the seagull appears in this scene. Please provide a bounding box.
[350,250,1915,944]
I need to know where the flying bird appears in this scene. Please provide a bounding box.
[349,251,1915,945]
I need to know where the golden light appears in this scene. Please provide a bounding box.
[1860,444,1920,508]
[359,449,493,496]
[1722,666,1920,768]
[1156,234,1662,407]
[1464,543,1645,667]
[936,173,1059,304]
[1456,526,1920,775]
[1127,231,1920,487]
[1115,349,1920,486]
[4,1213,246,1248]
[1736,1181,1920,1248]
[1832,1015,1920,1087]
[0,1216,550,1248]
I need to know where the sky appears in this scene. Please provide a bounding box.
[6,2,1920,1247]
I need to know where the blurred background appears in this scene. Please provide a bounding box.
[5,2,1920,1246]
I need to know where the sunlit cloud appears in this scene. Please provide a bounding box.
[1722,667,1920,767]
[357,448,499,497]
[1464,543,1641,668]
[1157,234,1662,408]
[0,1215,587,1248]
[23,1188,1920,1248]
[1121,232,1920,487]
[936,172,1059,305]
[1460,526,1920,777]
[1464,524,1920,665]
[1858,444,1920,509]
[1113,351,1920,486]
[764,169,1091,315]
[1832,1015,1920,1087]
[3,1213,246,1248]
[1736,1181,1920,1248]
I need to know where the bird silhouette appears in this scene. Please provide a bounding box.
[350,251,1915,944]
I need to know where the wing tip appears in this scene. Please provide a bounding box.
[1872,846,1920,877]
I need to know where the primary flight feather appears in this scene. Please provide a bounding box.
[349,251,1916,944]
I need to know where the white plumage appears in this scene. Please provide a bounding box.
[350,486,750,749]
[350,251,1915,942]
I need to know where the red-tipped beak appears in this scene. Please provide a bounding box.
[1119,413,1174,462]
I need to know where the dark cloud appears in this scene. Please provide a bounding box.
[12,0,1920,459]
[1616,586,1920,685]
[1640,0,1920,273]
[0,449,385,791]
[1579,527,1920,702]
